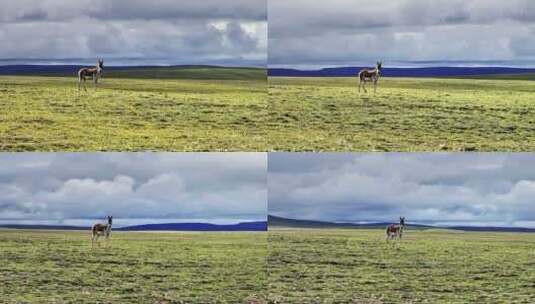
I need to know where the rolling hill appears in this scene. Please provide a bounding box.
[0,65,266,80]
[268,66,535,78]
[0,221,267,232]
[268,215,535,232]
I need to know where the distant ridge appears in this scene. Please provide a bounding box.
[268,215,416,229]
[116,221,267,232]
[0,221,267,232]
[446,226,535,233]
[268,66,535,78]
[269,215,535,233]
[0,65,266,80]
[0,224,90,231]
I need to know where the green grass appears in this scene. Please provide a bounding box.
[0,73,266,151]
[268,77,535,151]
[268,229,535,303]
[461,73,535,81]
[0,230,267,304]
[106,67,267,80]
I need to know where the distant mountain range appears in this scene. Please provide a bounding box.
[0,221,267,232]
[268,66,535,77]
[116,221,267,231]
[0,64,222,75]
[4,65,533,79]
[3,217,534,233]
[0,65,266,80]
[268,215,535,233]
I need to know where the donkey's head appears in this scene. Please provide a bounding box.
[376,61,382,71]
[97,59,104,70]
[107,215,113,225]
[399,216,405,226]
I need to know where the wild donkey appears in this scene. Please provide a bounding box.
[91,216,112,247]
[386,217,405,241]
[78,59,104,91]
[358,61,382,93]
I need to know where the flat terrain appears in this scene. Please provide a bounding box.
[0,68,266,151]
[268,77,535,151]
[268,229,535,303]
[0,230,267,303]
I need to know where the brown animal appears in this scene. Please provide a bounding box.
[78,59,104,91]
[358,61,382,93]
[91,215,112,247]
[386,216,405,241]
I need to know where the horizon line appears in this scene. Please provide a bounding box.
[268,215,535,230]
[0,219,268,229]
[0,63,266,68]
[268,65,535,70]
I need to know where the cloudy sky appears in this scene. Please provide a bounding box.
[269,153,535,228]
[269,0,535,68]
[0,0,266,66]
[0,153,266,227]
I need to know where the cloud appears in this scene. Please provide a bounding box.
[0,0,267,66]
[268,0,535,67]
[0,1,266,23]
[268,153,535,227]
[0,153,267,226]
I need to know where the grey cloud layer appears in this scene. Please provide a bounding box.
[269,0,535,66]
[269,153,535,227]
[0,0,266,65]
[0,153,266,226]
[0,1,266,22]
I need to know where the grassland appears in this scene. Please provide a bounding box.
[0,67,266,151]
[268,77,535,151]
[106,66,267,80]
[268,228,535,303]
[0,230,267,303]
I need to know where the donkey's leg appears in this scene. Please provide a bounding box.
[363,80,367,93]
[374,79,377,94]
[79,75,85,92]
